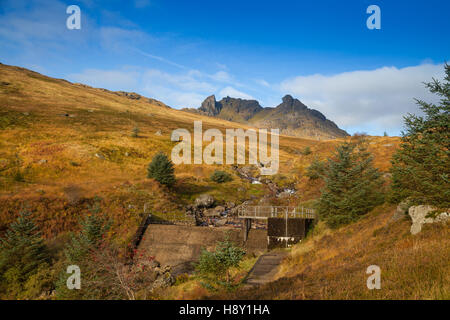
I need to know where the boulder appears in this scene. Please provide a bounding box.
[391,199,410,222]
[213,218,227,227]
[226,201,236,209]
[194,194,215,208]
[152,272,175,289]
[409,205,449,235]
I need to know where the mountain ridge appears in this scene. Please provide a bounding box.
[184,94,349,140]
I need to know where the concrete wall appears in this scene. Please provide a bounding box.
[138,224,266,275]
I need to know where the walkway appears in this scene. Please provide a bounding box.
[245,251,288,287]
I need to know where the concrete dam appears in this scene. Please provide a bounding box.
[138,224,267,274]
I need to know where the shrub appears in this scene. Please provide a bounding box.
[195,238,245,285]
[301,146,312,155]
[13,170,25,182]
[131,127,140,138]
[210,170,232,183]
[147,152,176,187]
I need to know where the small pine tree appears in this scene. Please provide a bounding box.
[56,203,111,299]
[383,131,388,137]
[131,127,140,138]
[390,63,450,209]
[147,152,176,187]
[316,141,384,228]
[64,206,111,264]
[0,211,49,296]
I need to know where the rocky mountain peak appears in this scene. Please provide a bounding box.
[278,94,307,112]
[190,94,349,140]
[199,94,221,116]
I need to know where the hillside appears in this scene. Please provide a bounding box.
[0,62,398,243]
[218,204,449,300]
[184,94,349,140]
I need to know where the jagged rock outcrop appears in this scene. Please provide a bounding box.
[188,94,348,140]
[198,95,221,116]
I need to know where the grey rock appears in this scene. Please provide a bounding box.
[391,199,410,222]
[409,205,449,234]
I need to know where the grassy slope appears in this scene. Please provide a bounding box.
[221,205,449,300]
[0,62,399,242]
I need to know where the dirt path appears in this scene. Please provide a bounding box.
[244,251,288,287]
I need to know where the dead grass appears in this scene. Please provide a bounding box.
[221,205,449,300]
[0,62,399,242]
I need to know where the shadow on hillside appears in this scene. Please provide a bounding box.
[173,180,214,199]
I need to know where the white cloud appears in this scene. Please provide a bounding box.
[219,86,255,100]
[142,69,217,93]
[255,79,270,87]
[280,63,445,134]
[66,67,245,109]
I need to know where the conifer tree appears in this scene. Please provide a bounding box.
[147,152,176,187]
[390,63,450,208]
[0,211,49,294]
[316,141,384,228]
[56,202,111,299]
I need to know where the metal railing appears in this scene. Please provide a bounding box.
[238,206,316,220]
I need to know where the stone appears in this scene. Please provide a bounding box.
[37,159,47,164]
[214,218,227,227]
[391,199,410,222]
[194,194,215,208]
[95,153,105,160]
[409,205,449,235]
[226,201,236,209]
[152,272,175,289]
[155,130,162,136]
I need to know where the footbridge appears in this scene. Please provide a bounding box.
[238,206,316,248]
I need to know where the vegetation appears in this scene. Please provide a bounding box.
[390,63,450,209]
[305,157,325,180]
[210,170,233,183]
[195,238,245,286]
[131,126,140,138]
[2,62,445,301]
[301,146,312,155]
[315,141,385,228]
[147,153,176,187]
[224,205,449,300]
[0,211,51,299]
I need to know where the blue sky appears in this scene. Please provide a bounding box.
[0,0,449,135]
